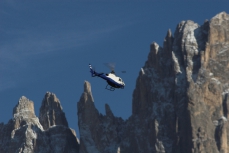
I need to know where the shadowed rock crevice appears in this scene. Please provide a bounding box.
[223,93,229,118]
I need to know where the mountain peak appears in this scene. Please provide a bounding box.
[0,94,79,153]
[80,81,94,103]
[105,103,114,118]
[39,91,68,130]
[84,81,92,93]
[13,96,36,119]
[212,11,228,20]
[44,92,60,103]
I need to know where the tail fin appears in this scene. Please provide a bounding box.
[89,64,95,77]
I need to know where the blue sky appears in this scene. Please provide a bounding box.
[1,1,229,137]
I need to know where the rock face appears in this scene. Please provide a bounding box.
[39,92,69,130]
[77,12,229,153]
[0,94,79,153]
[78,81,124,153]
[1,11,229,153]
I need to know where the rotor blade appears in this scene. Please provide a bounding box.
[104,63,116,71]
[121,71,126,73]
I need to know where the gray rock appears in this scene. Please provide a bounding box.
[77,12,229,153]
[39,92,69,130]
[1,11,229,153]
[77,81,124,153]
[0,95,79,153]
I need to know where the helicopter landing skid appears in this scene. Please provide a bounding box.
[105,84,115,91]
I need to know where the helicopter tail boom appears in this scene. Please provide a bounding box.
[89,64,96,77]
[89,64,108,80]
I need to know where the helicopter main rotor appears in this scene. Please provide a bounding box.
[104,63,126,74]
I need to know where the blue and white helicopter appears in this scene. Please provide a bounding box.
[89,64,125,91]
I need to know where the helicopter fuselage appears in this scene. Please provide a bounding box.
[89,64,125,90]
[105,73,125,88]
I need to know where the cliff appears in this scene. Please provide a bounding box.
[1,11,229,153]
[0,92,79,153]
[77,12,229,153]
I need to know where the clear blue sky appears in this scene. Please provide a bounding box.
[1,0,229,137]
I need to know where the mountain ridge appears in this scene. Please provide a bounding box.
[1,11,229,153]
[77,11,229,153]
[0,93,79,153]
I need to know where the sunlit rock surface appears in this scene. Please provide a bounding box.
[39,92,69,130]
[0,95,79,153]
[77,12,229,153]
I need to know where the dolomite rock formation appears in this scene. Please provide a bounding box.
[0,94,79,153]
[1,11,229,153]
[77,12,229,153]
[77,81,124,153]
[39,92,69,130]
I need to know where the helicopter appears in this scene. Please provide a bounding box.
[89,64,125,91]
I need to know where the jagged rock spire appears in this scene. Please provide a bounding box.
[0,96,44,152]
[0,95,79,153]
[82,80,94,102]
[105,103,114,118]
[13,96,36,119]
[78,81,98,124]
[39,92,68,130]
[77,81,101,153]
[12,96,43,130]
[78,81,124,153]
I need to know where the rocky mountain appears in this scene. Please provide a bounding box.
[0,92,79,153]
[77,12,229,153]
[1,11,229,153]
